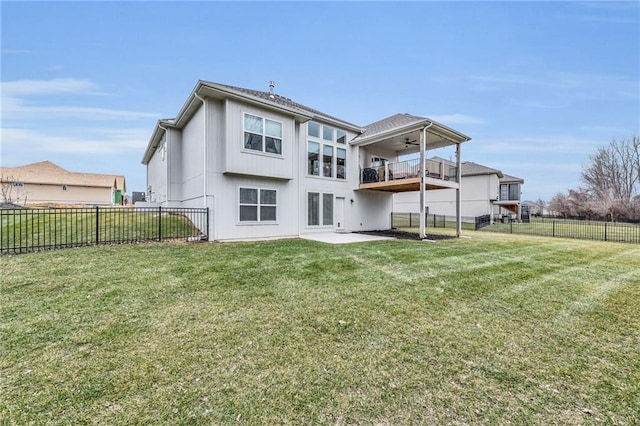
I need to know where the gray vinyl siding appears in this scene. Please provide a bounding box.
[180,103,205,204]
[223,99,295,180]
[167,128,182,202]
[146,135,167,203]
[213,175,298,241]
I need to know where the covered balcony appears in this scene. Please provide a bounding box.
[350,113,471,237]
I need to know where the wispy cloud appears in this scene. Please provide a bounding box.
[474,135,604,155]
[1,78,103,96]
[1,127,149,156]
[1,78,158,121]
[461,71,639,105]
[4,100,159,121]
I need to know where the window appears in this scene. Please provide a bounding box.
[243,113,282,155]
[308,121,320,138]
[239,187,277,222]
[509,184,520,201]
[337,148,346,179]
[371,157,388,167]
[323,193,333,226]
[500,184,520,201]
[308,141,320,176]
[308,192,333,227]
[323,145,333,177]
[308,192,320,226]
[306,121,348,181]
[323,125,334,141]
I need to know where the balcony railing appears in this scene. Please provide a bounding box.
[360,158,458,184]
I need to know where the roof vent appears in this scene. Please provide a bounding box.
[269,81,275,99]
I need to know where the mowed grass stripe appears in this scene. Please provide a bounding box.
[1,233,638,424]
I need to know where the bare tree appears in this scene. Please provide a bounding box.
[0,175,27,205]
[549,192,571,217]
[581,136,640,219]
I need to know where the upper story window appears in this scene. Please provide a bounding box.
[244,113,283,155]
[307,121,347,180]
[500,183,520,201]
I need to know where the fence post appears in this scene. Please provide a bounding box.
[158,206,162,241]
[510,219,513,234]
[553,221,555,237]
[206,208,210,239]
[604,222,607,242]
[95,206,99,245]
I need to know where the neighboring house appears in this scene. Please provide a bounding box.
[0,161,126,206]
[141,80,471,242]
[393,158,525,222]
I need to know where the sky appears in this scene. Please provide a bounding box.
[1,1,638,202]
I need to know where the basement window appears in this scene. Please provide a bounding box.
[239,187,277,222]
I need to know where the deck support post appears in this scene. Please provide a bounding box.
[419,127,427,239]
[456,142,462,237]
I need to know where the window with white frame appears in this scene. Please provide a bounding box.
[239,187,277,222]
[308,141,320,176]
[307,192,333,227]
[243,113,283,155]
[323,145,333,177]
[307,121,347,180]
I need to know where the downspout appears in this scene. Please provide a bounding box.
[194,92,207,209]
[159,124,168,205]
[419,122,434,239]
[455,142,462,237]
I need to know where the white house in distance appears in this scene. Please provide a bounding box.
[141,80,471,242]
[393,158,525,222]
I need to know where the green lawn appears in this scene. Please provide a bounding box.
[0,208,203,253]
[2,231,639,424]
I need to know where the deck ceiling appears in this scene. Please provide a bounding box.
[360,127,466,156]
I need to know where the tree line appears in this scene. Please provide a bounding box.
[548,136,640,221]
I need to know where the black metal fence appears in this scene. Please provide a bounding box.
[1,206,209,255]
[481,217,640,244]
[391,213,480,231]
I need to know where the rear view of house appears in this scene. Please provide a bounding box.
[0,161,126,206]
[141,80,471,241]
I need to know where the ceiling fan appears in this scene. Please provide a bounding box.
[404,137,419,148]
